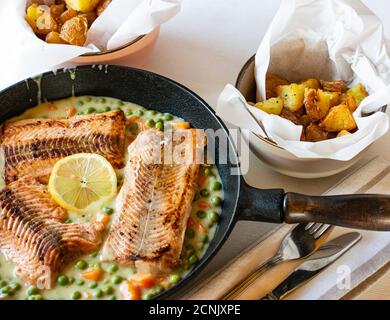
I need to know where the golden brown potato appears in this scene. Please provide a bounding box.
[300,78,320,90]
[36,11,59,35]
[347,83,368,107]
[276,83,305,112]
[46,31,68,44]
[320,80,347,93]
[50,4,65,17]
[337,130,352,138]
[279,109,300,125]
[60,16,88,46]
[304,123,330,142]
[266,74,289,99]
[59,8,79,24]
[81,11,97,26]
[320,104,357,132]
[65,0,100,13]
[340,93,358,112]
[304,88,331,121]
[25,4,48,32]
[254,98,284,115]
[96,0,112,16]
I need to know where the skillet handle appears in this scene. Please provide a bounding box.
[283,193,390,231]
[236,177,285,224]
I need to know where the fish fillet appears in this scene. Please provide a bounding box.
[0,178,104,288]
[101,129,203,275]
[0,110,126,184]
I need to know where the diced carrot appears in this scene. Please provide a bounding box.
[66,106,77,117]
[82,268,103,281]
[96,213,110,226]
[198,222,207,234]
[173,121,190,129]
[197,174,207,189]
[187,217,196,228]
[197,200,211,209]
[125,282,141,300]
[130,273,155,289]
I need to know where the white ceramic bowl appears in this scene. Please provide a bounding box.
[236,55,370,179]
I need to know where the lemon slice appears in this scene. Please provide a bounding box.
[48,153,117,214]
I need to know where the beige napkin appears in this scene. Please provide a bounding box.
[184,156,390,300]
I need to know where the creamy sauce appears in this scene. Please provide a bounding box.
[0,96,224,300]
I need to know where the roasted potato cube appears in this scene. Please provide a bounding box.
[300,78,320,90]
[60,16,88,46]
[346,83,368,107]
[320,104,357,132]
[96,0,112,16]
[280,109,301,125]
[25,4,47,31]
[304,123,330,142]
[275,84,305,112]
[266,73,289,98]
[320,80,347,92]
[340,93,358,112]
[59,8,79,24]
[46,31,68,44]
[337,130,352,138]
[50,4,65,17]
[81,11,97,26]
[304,88,332,121]
[326,91,340,107]
[254,98,284,115]
[65,0,100,13]
[36,11,59,35]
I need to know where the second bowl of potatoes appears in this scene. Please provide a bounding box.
[235,55,385,179]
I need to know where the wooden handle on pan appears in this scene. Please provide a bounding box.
[283,193,390,231]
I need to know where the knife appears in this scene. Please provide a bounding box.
[262,232,362,300]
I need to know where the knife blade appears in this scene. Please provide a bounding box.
[263,232,362,300]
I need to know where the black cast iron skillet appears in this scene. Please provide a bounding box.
[1,65,390,299]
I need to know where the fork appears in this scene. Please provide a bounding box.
[221,223,333,300]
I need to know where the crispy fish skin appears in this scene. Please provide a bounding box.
[101,129,203,276]
[0,110,126,184]
[0,178,104,288]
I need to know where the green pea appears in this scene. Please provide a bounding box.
[27,286,39,296]
[103,207,114,215]
[125,110,133,116]
[107,264,119,274]
[85,96,92,102]
[94,289,103,298]
[76,280,85,286]
[147,119,156,128]
[88,282,98,289]
[143,293,153,300]
[9,282,21,292]
[169,274,181,285]
[163,114,173,121]
[135,109,144,116]
[196,210,206,219]
[204,167,213,176]
[102,286,114,295]
[75,259,88,270]
[57,275,69,286]
[153,285,165,295]
[64,219,72,224]
[117,101,124,106]
[211,196,222,207]
[78,100,84,106]
[155,121,164,131]
[0,285,11,295]
[0,280,7,288]
[186,228,195,239]
[210,180,222,191]
[183,263,191,271]
[111,275,122,284]
[189,254,199,265]
[208,211,220,223]
[148,110,157,116]
[200,233,209,243]
[112,106,121,110]
[86,107,96,114]
[89,252,98,258]
[98,98,107,103]
[109,295,117,300]
[71,291,81,300]
[102,106,111,112]
[29,294,44,300]
[200,189,210,197]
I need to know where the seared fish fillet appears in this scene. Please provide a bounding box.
[0,178,104,288]
[0,110,126,184]
[102,129,203,275]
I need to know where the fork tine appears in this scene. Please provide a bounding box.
[314,224,332,239]
[308,223,323,234]
[305,222,315,230]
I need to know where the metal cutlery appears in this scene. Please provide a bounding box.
[262,232,362,300]
[222,223,334,300]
